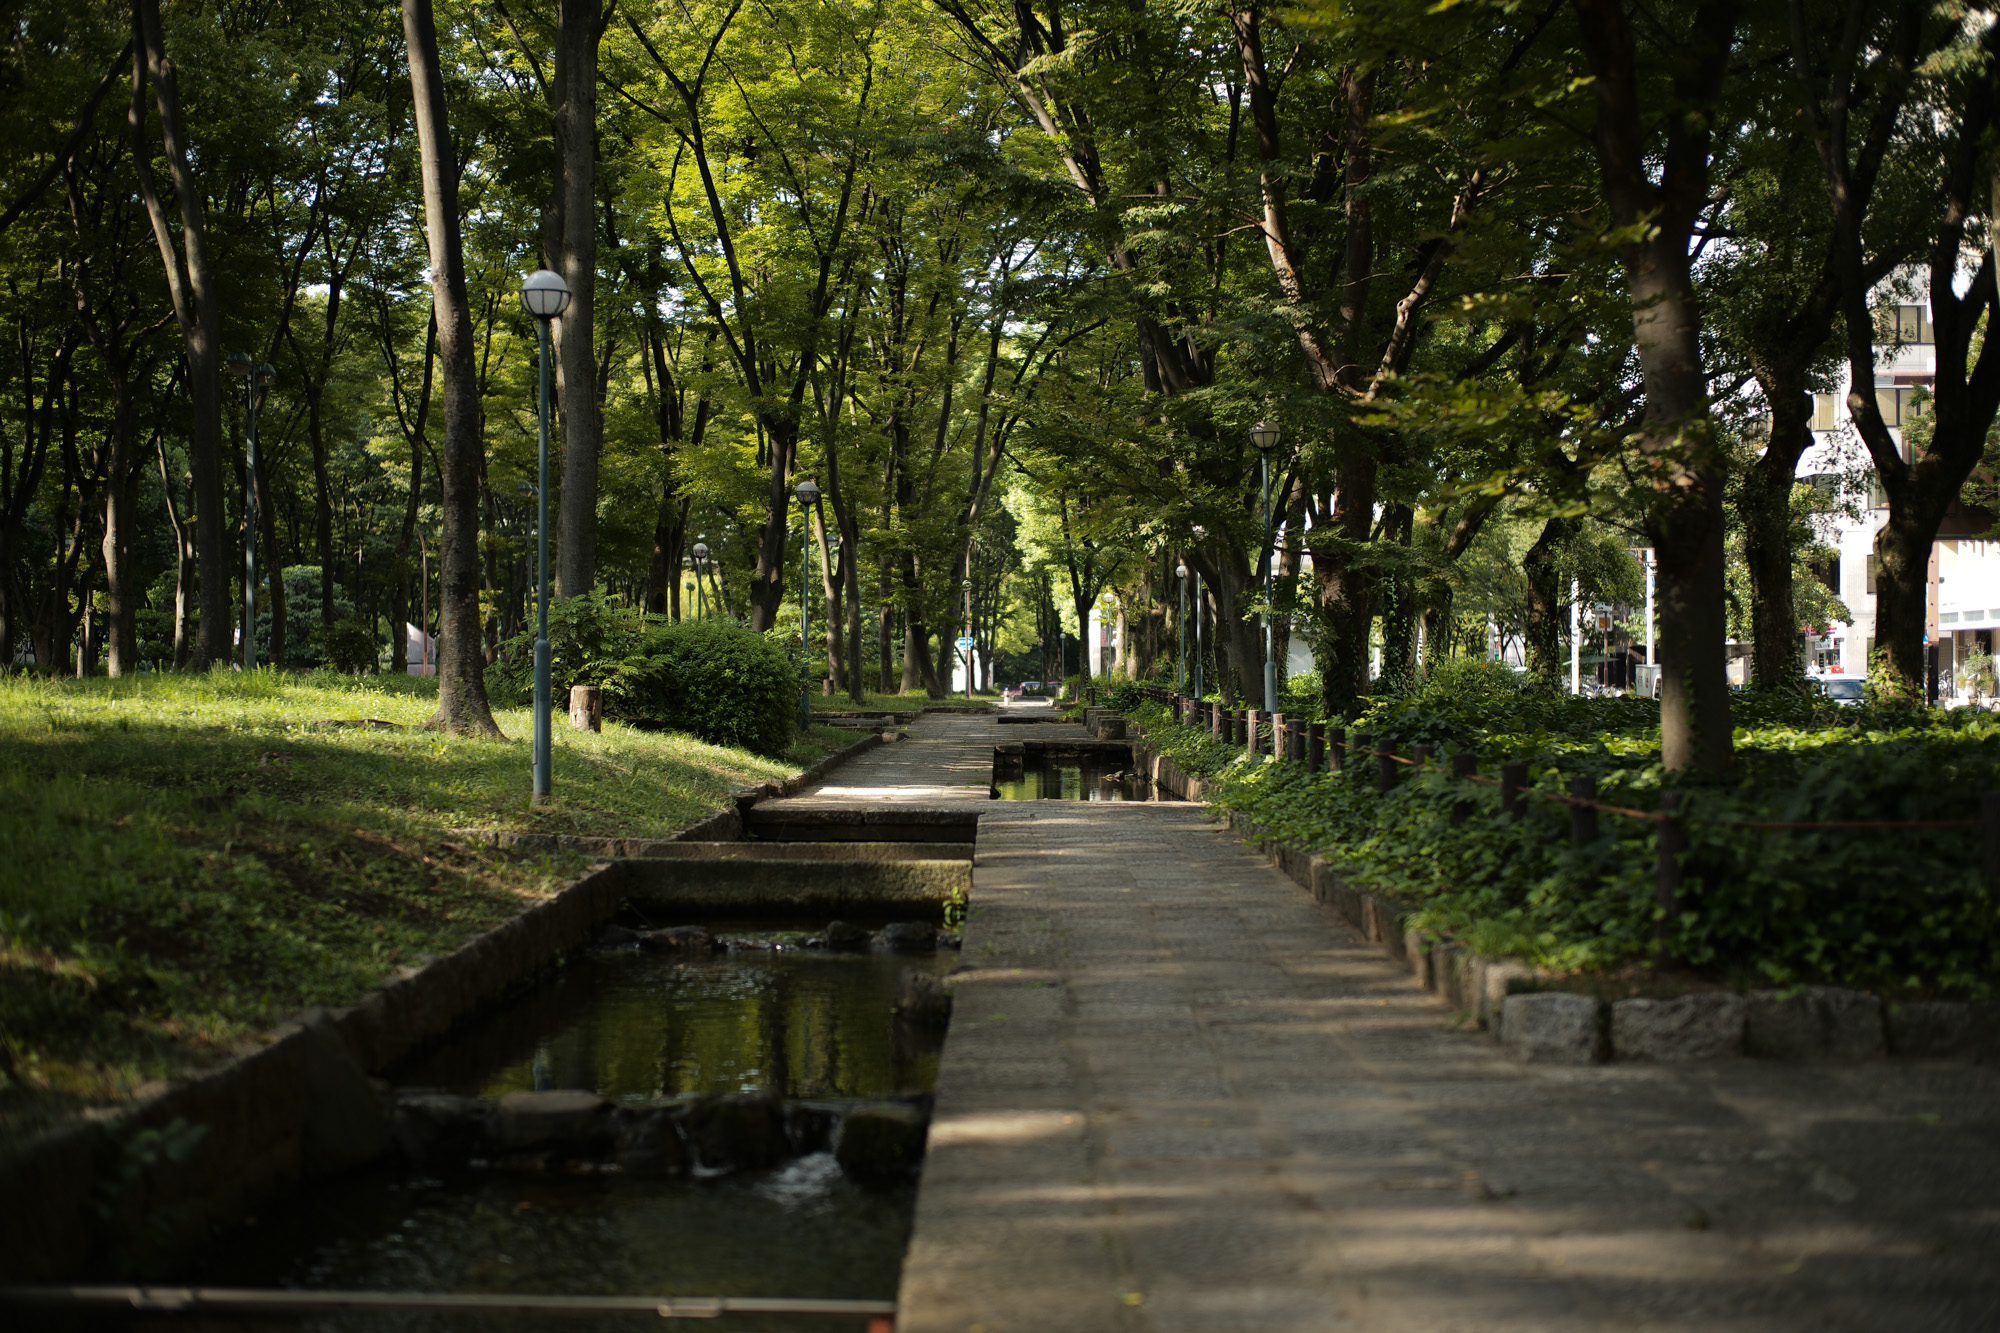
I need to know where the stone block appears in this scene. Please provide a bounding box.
[875,921,938,952]
[1403,927,1436,988]
[1502,992,1603,1064]
[1610,993,1744,1062]
[1477,959,1534,1028]
[296,1010,388,1177]
[613,1107,689,1178]
[489,1090,612,1154]
[1744,987,1884,1061]
[684,1092,789,1172]
[639,926,716,956]
[1885,1001,2000,1058]
[895,970,953,1026]
[392,1093,490,1165]
[836,1101,930,1184]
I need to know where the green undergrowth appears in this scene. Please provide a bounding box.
[1113,666,2000,1000]
[0,669,853,1145]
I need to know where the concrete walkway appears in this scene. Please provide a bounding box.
[780,712,2000,1333]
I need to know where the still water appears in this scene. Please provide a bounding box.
[178,940,953,1333]
[992,759,1160,802]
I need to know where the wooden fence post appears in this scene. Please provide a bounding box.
[1501,761,1527,819]
[1451,751,1476,825]
[1569,775,1598,844]
[1271,711,1287,762]
[1308,722,1326,772]
[1376,741,1396,794]
[1350,732,1371,784]
[1246,708,1262,757]
[1413,743,1432,769]
[1328,727,1346,772]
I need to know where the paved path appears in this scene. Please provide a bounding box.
[782,712,2000,1333]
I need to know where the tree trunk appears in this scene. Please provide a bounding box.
[131,0,227,669]
[255,439,284,669]
[1574,0,1737,772]
[877,561,894,693]
[1522,516,1572,678]
[552,0,602,598]
[100,371,137,676]
[1744,384,1811,689]
[404,0,501,736]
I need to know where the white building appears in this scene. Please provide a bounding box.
[1795,293,1996,696]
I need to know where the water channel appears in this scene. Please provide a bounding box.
[991,757,1167,802]
[166,931,955,1333]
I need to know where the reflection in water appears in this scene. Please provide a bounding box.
[992,760,1158,802]
[191,1156,912,1333]
[398,942,951,1102]
[179,946,951,1333]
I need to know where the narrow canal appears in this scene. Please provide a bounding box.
[170,929,956,1332]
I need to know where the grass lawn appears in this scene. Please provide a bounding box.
[0,668,854,1145]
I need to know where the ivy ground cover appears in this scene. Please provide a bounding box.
[1114,666,2000,1001]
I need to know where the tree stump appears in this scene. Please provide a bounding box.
[568,685,602,733]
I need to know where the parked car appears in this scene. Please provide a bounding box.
[1811,676,1865,706]
[1019,680,1042,692]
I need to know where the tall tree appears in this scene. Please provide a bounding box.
[1796,0,2000,701]
[403,0,500,734]
[1571,0,1740,771]
[130,0,228,667]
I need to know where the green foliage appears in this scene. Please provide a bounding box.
[486,595,649,707]
[1128,693,2000,997]
[322,620,379,675]
[599,622,802,758]
[487,597,801,755]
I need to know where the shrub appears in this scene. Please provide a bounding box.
[486,595,646,707]
[323,620,379,675]
[599,621,800,756]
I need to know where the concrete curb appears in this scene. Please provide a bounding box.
[1125,723,1997,1069]
[0,728,892,1283]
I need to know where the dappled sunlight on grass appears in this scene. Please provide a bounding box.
[0,668,852,1143]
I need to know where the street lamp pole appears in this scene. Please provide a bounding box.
[962,576,974,699]
[520,269,571,805]
[227,353,275,671]
[1190,524,1206,701]
[796,479,819,730]
[1251,421,1281,713]
[693,540,710,621]
[1176,563,1188,691]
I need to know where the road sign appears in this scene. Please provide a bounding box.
[955,636,975,649]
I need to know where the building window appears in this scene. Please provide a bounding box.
[1876,303,1935,345]
[1866,555,1879,594]
[1812,393,1840,430]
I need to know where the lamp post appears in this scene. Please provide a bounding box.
[520,268,571,804]
[692,540,709,620]
[795,479,819,729]
[961,576,974,698]
[1250,421,1281,713]
[1176,563,1188,691]
[1190,524,1206,701]
[226,353,276,671]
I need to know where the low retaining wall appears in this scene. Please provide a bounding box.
[0,730,892,1283]
[1129,727,1999,1068]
